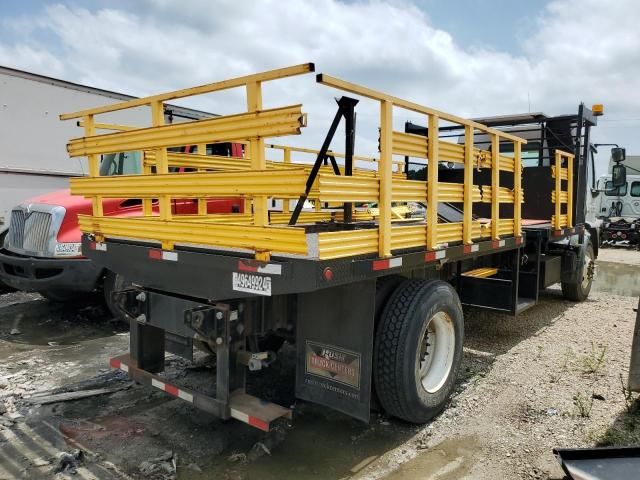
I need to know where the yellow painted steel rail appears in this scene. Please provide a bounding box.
[551,150,575,229]
[63,63,541,260]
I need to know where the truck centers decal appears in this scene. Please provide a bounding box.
[305,341,361,389]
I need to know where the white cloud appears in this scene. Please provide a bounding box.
[0,0,638,169]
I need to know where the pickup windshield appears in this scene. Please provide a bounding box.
[99,152,142,176]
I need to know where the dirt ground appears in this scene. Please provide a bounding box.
[0,248,638,479]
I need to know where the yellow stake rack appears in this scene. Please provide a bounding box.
[63,63,532,261]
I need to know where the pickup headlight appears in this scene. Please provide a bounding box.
[54,242,83,257]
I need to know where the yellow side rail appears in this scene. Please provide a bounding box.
[551,150,575,229]
[316,74,526,256]
[63,64,529,260]
[62,62,314,231]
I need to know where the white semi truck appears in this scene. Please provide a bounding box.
[592,153,640,248]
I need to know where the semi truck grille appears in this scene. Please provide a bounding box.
[8,210,53,252]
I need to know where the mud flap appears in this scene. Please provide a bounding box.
[295,280,375,422]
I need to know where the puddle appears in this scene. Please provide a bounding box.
[0,294,125,359]
[592,260,640,297]
[383,436,480,480]
[186,408,411,480]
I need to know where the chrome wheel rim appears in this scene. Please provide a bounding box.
[582,249,595,290]
[416,311,455,393]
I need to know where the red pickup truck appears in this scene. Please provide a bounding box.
[0,145,243,313]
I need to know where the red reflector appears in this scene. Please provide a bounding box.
[238,261,258,272]
[323,267,334,281]
[149,249,162,260]
[88,241,96,250]
[164,383,179,397]
[372,259,390,271]
[248,416,269,432]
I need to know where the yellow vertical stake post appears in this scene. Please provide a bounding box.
[242,142,252,215]
[246,81,268,227]
[491,133,500,240]
[151,101,173,250]
[283,148,291,214]
[142,155,153,216]
[554,151,561,230]
[197,143,207,216]
[567,153,574,228]
[514,141,522,237]
[427,115,439,250]
[463,125,473,245]
[82,115,103,217]
[378,100,393,258]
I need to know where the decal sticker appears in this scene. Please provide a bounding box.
[305,341,361,389]
[232,272,272,296]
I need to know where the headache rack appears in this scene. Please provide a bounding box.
[62,63,577,261]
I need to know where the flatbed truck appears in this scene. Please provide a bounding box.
[61,63,609,430]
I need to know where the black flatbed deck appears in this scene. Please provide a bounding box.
[83,222,583,303]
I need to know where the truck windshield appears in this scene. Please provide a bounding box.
[605,180,628,196]
[499,141,541,168]
[99,152,142,176]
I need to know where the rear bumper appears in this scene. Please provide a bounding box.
[0,248,103,293]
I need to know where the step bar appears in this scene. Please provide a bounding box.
[110,354,291,432]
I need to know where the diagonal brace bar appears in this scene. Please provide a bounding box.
[289,96,359,225]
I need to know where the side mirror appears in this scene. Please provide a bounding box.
[611,147,626,163]
[612,163,627,188]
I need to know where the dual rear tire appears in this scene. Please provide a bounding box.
[561,242,595,302]
[373,278,464,423]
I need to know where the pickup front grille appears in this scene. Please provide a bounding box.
[8,209,53,253]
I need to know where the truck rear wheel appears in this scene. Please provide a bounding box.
[373,279,464,423]
[561,242,595,302]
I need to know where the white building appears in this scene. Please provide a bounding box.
[0,66,212,227]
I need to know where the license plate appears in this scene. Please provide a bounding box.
[232,272,272,296]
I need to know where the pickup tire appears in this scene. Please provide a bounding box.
[561,242,595,302]
[373,279,464,423]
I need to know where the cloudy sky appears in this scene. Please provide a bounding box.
[1,0,639,172]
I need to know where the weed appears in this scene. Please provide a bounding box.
[620,374,636,414]
[573,391,594,418]
[581,342,607,375]
[550,349,573,384]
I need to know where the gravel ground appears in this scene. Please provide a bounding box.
[0,249,637,479]
[358,251,640,480]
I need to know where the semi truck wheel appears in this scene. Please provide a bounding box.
[375,275,406,323]
[561,242,595,302]
[373,279,464,423]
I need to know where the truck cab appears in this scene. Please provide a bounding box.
[0,144,243,310]
[594,174,640,218]
[592,173,640,247]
